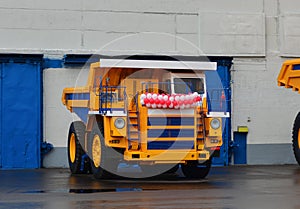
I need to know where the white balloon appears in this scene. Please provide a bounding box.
[152,93,157,99]
[140,94,146,99]
[169,96,174,101]
[163,95,168,101]
[147,93,152,99]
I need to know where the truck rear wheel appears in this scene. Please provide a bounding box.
[292,112,300,165]
[181,159,212,179]
[89,123,120,179]
[68,121,91,174]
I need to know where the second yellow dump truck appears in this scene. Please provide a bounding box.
[277,59,300,165]
[62,58,227,179]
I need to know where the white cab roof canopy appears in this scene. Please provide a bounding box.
[100,59,217,71]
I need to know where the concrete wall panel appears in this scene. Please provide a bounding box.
[85,32,177,54]
[176,15,198,34]
[175,34,200,55]
[0,9,82,30]
[280,14,300,56]
[0,29,82,49]
[280,0,300,13]
[43,68,82,148]
[83,12,175,33]
[82,0,263,13]
[199,12,265,56]
[0,0,82,10]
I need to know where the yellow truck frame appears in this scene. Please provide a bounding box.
[62,59,227,179]
[277,59,300,165]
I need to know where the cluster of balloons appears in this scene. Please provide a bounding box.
[140,92,201,109]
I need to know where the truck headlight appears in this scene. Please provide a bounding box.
[210,118,220,130]
[114,118,125,129]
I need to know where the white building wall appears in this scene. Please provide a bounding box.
[1,0,300,166]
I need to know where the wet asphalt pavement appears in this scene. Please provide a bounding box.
[0,165,300,209]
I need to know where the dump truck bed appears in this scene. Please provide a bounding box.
[277,59,300,93]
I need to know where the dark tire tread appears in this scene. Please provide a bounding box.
[181,159,212,179]
[292,112,300,165]
[67,121,91,174]
[89,119,120,179]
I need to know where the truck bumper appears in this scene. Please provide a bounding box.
[123,150,210,164]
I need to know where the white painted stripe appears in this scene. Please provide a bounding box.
[207,112,230,118]
[147,108,194,116]
[88,111,99,115]
[100,59,217,71]
[88,111,127,117]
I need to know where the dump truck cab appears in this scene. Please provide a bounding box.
[62,59,227,179]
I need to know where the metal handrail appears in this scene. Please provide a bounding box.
[97,77,127,114]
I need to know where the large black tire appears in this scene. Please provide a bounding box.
[88,120,120,179]
[181,159,212,179]
[292,112,300,165]
[67,121,91,174]
[165,164,179,174]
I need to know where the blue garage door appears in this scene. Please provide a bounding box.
[0,55,43,169]
[206,58,232,166]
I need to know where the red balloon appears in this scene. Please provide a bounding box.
[150,98,154,104]
[173,100,178,106]
[155,99,160,104]
[178,101,183,105]
[160,100,165,105]
[144,98,149,104]
[166,100,171,106]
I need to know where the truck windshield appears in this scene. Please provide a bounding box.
[174,78,204,94]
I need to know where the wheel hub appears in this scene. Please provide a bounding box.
[69,133,76,163]
[92,134,101,168]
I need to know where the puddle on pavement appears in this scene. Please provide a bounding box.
[69,188,143,193]
[23,188,146,194]
[22,190,46,194]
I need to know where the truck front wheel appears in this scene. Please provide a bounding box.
[67,121,90,174]
[181,159,212,179]
[292,112,300,165]
[88,124,120,179]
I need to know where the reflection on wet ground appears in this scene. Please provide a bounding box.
[0,165,300,209]
[69,188,143,193]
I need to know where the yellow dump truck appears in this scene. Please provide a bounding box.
[277,59,300,165]
[62,59,226,178]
